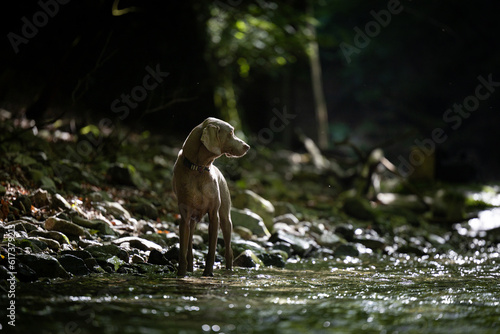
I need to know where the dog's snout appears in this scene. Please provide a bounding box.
[242,143,250,151]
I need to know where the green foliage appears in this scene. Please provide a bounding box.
[207,2,311,78]
[80,124,100,137]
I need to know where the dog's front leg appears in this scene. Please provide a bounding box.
[178,211,193,277]
[187,218,196,272]
[202,210,219,277]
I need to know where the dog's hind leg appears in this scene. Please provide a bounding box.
[220,212,233,271]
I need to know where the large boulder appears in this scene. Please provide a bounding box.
[233,250,264,268]
[45,217,86,237]
[231,208,270,237]
[112,236,164,252]
[17,254,70,279]
[233,190,275,230]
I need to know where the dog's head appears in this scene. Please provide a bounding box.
[200,117,250,158]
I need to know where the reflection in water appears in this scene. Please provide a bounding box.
[8,252,500,334]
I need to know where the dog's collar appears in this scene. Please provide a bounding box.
[183,156,210,173]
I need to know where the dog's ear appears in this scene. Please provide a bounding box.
[201,124,222,155]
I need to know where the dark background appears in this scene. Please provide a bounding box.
[1,0,499,180]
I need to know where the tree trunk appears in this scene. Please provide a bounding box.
[307,5,329,150]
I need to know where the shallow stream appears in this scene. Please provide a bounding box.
[6,252,500,334]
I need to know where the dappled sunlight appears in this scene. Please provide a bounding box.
[11,253,499,333]
[469,208,500,231]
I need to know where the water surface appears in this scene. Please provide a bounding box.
[8,253,500,334]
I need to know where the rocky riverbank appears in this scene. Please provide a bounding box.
[1,113,499,281]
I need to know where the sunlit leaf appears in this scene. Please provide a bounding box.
[80,124,100,137]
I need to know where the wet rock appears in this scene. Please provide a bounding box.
[233,250,264,268]
[60,250,101,272]
[269,230,315,257]
[137,220,156,234]
[148,249,170,265]
[397,244,426,256]
[309,221,326,235]
[10,230,29,239]
[113,236,164,252]
[487,227,500,243]
[78,239,103,248]
[233,226,253,240]
[231,238,265,255]
[14,237,47,252]
[333,244,360,257]
[30,230,71,245]
[0,265,9,280]
[140,262,174,274]
[60,250,93,261]
[428,234,446,246]
[231,208,270,237]
[342,196,376,221]
[106,255,126,272]
[36,236,60,250]
[130,201,158,220]
[58,254,90,276]
[334,224,355,242]
[273,213,300,226]
[52,193,72,211]
[30,189,50,208]
[101,201,132,220]
[164,244,180,262]
[85,244,129,262]
[272,242,294,256]
[13,195,32,215]
[141,233,169,248]
[165,232,180,246]
[8,220,41,233]
[272,222,299,235]
[45,217,86,237]
[131,254,146,263]
[353,234,386,251]
[233,190,275,230]
[258,252,286,268]
[17,254,70,279]
[15,262,38,282]
[316,230,344,248]
[71,215,116,236]
[117,264,136,274]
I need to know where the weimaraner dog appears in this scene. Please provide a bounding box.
[173,117,250,276]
